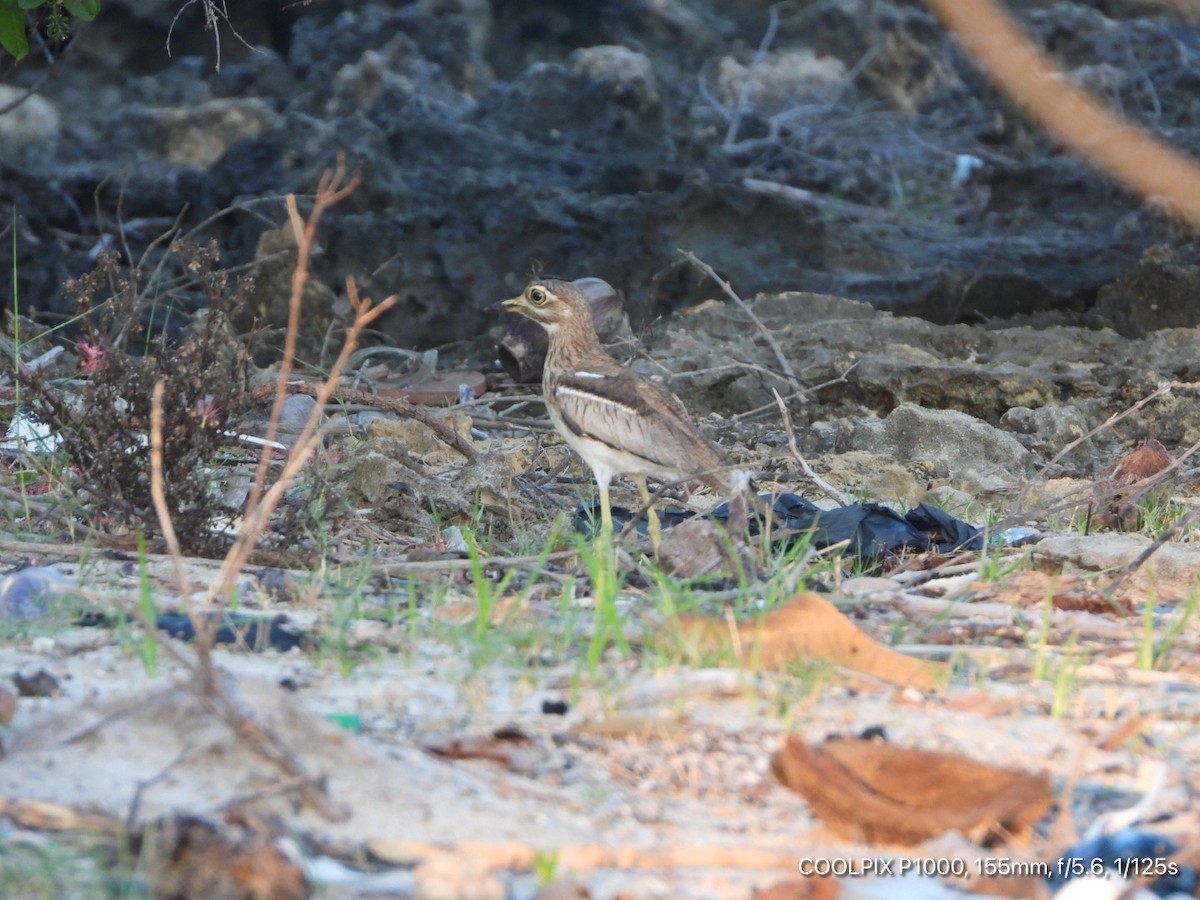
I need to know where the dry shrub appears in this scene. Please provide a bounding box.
[20,240,256,551]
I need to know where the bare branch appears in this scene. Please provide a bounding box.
[771,388,851,507]
[679,249,801,393]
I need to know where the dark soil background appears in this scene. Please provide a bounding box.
[4,0,1200,349]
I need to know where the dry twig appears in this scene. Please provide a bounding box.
[244,156,361,521]
[139,158,390,822]
[250,380,476,459]
[771,388,851,507]
[150,380,217,691]
[679,250,801,393]
[742,177,891,221]
[211,278,397,607]
[722,1,788,151]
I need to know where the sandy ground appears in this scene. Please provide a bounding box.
[0,542,1196,899]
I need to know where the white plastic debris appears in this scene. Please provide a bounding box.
[0,410,61,453]
[950,153,984,188]
[0,566,74,619]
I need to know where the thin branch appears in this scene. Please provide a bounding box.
[678,250,801,393]
[139,162,372,824]
[771,388,851,507]
[243,155,361,528]
[723,1,788,151]
[742,177,890,221]
[729,360,859,422]
[150,379,217,692]
[250,381,477,459]
[207,275,397,607]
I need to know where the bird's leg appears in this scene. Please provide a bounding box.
[632,475,661,554]
[596,475,614,537]
[594,474,619,578]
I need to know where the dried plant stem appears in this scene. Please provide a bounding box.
[771,388,850,507]
[742,177,887,220]
[926,0,1200,229]
[1044,381,1189,475]
[243,154,361,522]
[679,250,801,393]
[208,277,396,606]
[150,380,217,691]
[722,1,785,151]
[141,159,386,821]
[730,360,859,422]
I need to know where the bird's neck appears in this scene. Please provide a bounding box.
[544,321,607,373]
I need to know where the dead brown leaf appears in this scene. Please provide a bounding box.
[1095,712,1150,752]
[1094,436,1175,530]
[771,735,1054,846]
[1105,436,1173,485]
[676,591,945,690]
[421,726,541,775]
[980,571,1136,615]
[145,814,307,900]
[0,797,121,834]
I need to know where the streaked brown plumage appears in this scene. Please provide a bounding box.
[502,277,731,545]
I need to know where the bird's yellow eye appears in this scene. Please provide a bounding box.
[529,287,547,305]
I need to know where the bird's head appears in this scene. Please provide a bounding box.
[500,278,588,333]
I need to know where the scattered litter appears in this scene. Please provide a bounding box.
[0,565,75,619]
[154,613,307,652]
[1048,830,1196,897]
[322,713,362,733]
[0,410,61,454]
[231,432,288,451]
[999,526,1039,546]
[440,526,470,554]
[12,669,60,698]
[950,153,984,188]
[579,495,984,558]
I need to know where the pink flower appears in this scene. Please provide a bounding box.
[194,396,221,427]
[77,341,105,376]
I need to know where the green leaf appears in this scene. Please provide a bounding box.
[0,4,29,59]
[63,0,98,21]
[15,0,44,11]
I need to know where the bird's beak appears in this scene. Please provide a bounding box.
[499,295,526,313]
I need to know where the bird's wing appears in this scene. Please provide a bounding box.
[550,368,722,479]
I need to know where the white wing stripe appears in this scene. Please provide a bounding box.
[556,385,637,414]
